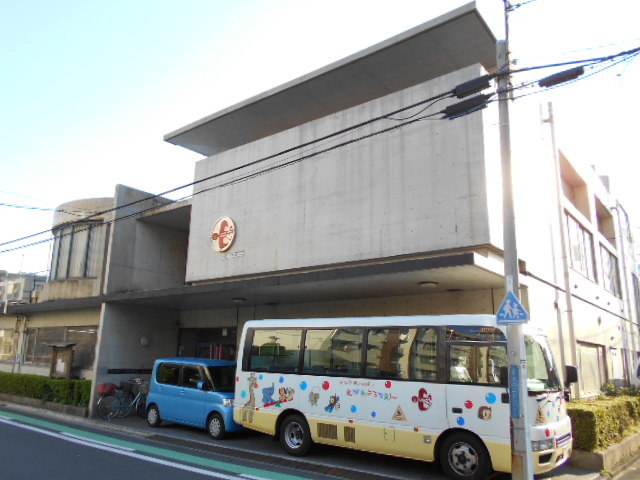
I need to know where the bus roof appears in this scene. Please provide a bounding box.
[243,315,504,329]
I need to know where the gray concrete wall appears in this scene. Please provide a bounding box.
[180,288,504,356]
[186,65,498,283]
[90,303,179,415]
[104,185,188,293]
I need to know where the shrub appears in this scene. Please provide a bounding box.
[0,372,91,408]
[568,395,640,452]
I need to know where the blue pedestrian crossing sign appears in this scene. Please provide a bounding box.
[496,291,529,324]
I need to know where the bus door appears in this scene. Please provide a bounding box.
[445,341,510,441]
[360,327,448,458]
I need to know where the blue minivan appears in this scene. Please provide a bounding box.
[146,357,242,439]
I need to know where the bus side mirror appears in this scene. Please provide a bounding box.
[499,366,508,387]
[564,365,578,387]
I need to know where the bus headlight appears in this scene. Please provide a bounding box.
[532,439,555,451]
[223,398,234,407]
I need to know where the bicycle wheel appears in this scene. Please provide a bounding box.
[114,392,134,417]
[136,393,147,418]
[97,395,118,420]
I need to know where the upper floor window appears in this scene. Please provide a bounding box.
[600,245,621,296]
[566,213,596,280]
[50,222,105,280]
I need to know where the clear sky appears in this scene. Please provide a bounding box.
[1,0,639,275]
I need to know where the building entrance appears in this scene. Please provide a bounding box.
[178,327,237,361]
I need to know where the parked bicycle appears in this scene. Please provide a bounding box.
[97,377,148,420]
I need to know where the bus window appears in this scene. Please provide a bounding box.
[303,328,363,376]
[449,344,507,384]
[410,328,438,381]
[366,328,410,378]
[249,329,302,372]
[365,327,438,381]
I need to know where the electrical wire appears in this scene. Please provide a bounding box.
[0,88,455,250]
[2,44,639,254]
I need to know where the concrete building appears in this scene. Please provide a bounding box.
[2,4,639,413]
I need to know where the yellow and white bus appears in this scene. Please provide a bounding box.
[234,315,576,480]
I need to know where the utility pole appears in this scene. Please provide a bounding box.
[497,39,534,480]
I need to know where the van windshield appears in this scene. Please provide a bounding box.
[206,365,236,392]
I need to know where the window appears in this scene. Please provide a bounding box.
[600,245,621,296]
[66,327,97,369]
[50,223,106,280]
[249,329,302,372]
[303,328,363,376]
[566,213,596,280]
[24,327,65,365]
[0,329,18,361]
[577,342,606,396]
[181,366,203,388]
[23,326,97,369]
[206,365,236,392]
[156,363,180,385]
[525,335,562,391]
[448,344,507,384]
[365,327,438,381]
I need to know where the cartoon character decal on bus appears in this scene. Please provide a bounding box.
[242,373,257,423]
[478,405,492,420]
[325,394,340,412]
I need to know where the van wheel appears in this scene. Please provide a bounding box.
[280,414,312,456]
[208,413,226,440]
[147,405,162,427]
[438,432,492,480]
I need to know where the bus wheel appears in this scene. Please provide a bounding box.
[439,432,492,480]
[280,414,312,456]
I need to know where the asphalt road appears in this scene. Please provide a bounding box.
[0,408,336,480]
[0,403,602,480]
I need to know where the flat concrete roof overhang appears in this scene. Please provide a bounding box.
[9,252,506,314]
[164,2,497,156]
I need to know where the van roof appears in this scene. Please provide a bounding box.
[154,357,236,367]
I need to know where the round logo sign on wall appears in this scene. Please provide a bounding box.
[210,217,236,252]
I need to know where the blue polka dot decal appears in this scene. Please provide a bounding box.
[279,376,285,383]
[299,381,308,390]
[485,392,497,404]
[351,405,358,413]
[371,411,377,418]
[457,417,465,426]
[241,390,247,398]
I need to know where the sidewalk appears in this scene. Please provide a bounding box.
[0,397,614,480]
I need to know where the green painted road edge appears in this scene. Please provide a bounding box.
[0,408,311,480]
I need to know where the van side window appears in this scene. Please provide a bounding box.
[304,328,363,376]
[156,362,180,385]
[181,366,203,388]
[249,329,302,373]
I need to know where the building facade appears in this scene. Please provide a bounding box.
[3,5,639,414]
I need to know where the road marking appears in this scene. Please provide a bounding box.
[0,410,300,480]
[61,431,137,451]
[0,416,264,479]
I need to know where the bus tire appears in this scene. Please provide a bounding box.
[438,432,492,480]
[279,414,312,456]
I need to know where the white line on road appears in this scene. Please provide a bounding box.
[0,417,259,480]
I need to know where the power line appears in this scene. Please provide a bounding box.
[2,43,639,254]
[0,88,456,250]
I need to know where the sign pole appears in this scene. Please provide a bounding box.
[496,39,534,480]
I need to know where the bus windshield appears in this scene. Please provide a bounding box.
[525,334,563,392]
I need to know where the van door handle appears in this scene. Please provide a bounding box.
[452,408,463,414]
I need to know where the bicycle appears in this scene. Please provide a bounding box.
[97,378,148,420]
